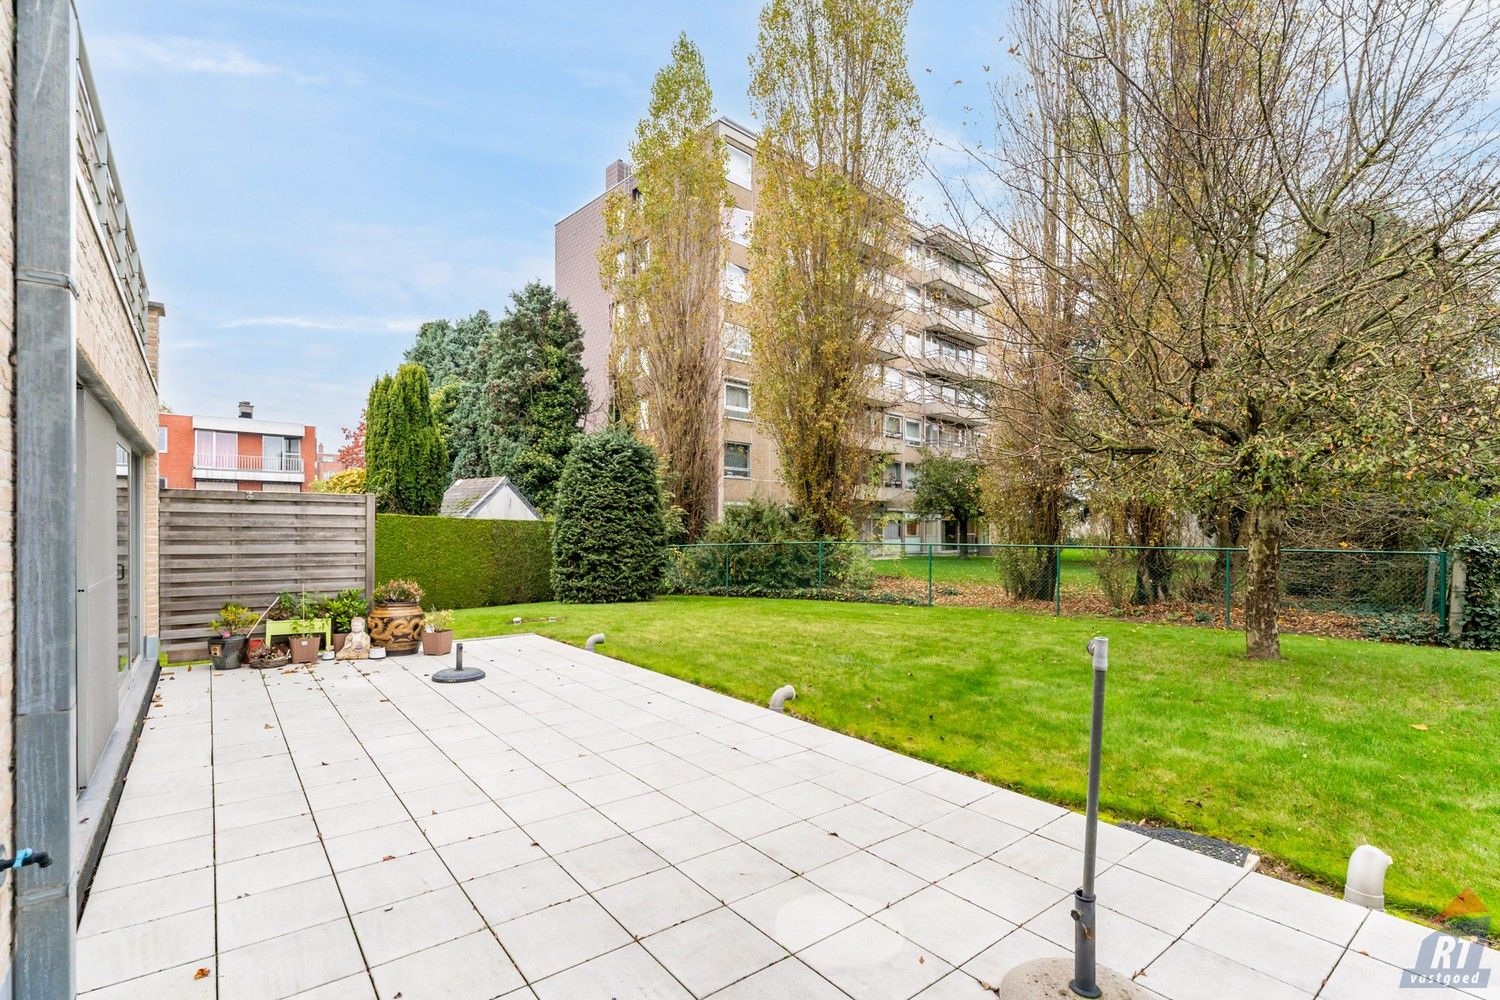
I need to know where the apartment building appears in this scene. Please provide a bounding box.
[158,401,319,492]
[554,117,994,547]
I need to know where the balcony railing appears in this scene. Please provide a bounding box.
[194,453,305,474]
[916,256,991,304]
[922,341,990,375]
[920,302,990,342]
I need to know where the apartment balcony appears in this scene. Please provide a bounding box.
[872,327,903,360]
[193,453,305,484]
[920,341,991,378]
[918,387,987,423]
[876,483,914,503]
[920,302,990,344]
[915,256,991,306]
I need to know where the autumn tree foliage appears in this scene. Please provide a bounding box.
[747,0,924,537]
[600,34,731,541]
[336,417,365,468]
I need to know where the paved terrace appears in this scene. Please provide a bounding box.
[78,635,1493,999]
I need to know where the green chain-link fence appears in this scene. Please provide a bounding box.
[664,541,1446,639]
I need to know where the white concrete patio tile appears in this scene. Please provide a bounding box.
[413,800,514,845]
[747,820,857,874]
[912,970,997,999]
[531,944,693,1000]
[299,758,382,790]
[76,907,216,994]
[864,785,960,827]
[963,927,1070,989]
[286,973,377,999]
[555,834,669,892]
[804,851,926,914]
[523,806,624,853]
[303,775,391,811]
[215,789,311,832]
[216,841,333,902]
[1094,863,1217,936]
[869,828,982,883]
[497,895,634,981]
[678,843,795,904]
[810,802,911,848]
[707,957,848,999]
[397,777,492,815]
[634,814,740,864]
[644,906,789,998]
[79,866,215,937]
[968,788,1069,831]
[1139,939,1312,1000]
[1037,811,1150,864]
[922,808,1027,858]
[768,780,852,819]
[214,772,305,806]
[596,867,723,937]
[312,795,410,839]
[1183,901,1345,994]
[109,785,214,825]
[498,784,590,824]
[799,917,953,999]
[874,886,1016,967]
[1220,871,1368,944]
[597,790,695,832]
[993,833,1097,890]
[1119,838,1251,898]
[665,775,756,812]
[366,929,525,1000]
[336,848,456,914]
[351,882,485,966]
[815,766,900,802]
[570,769,655,805]
[216,811,322,864]
[730,876,867,953]
[1350,909,1449,969]
[1320,951,1474,1000]
[219,918,367,1000]
[89,834,214,893]
[1024,896,1175,975]
[937,859,1069,925]
[77,961,217,1000]
[323,819,430,872]
[466,857,586,925]
[700,796,799,841]
[218,874,347,951]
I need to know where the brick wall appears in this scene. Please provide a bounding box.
[158,413,193,487]
[554,190,614,430]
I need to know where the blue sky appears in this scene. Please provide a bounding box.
[78,1,1006,447]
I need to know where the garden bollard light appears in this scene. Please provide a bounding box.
[1071,636,1109,999]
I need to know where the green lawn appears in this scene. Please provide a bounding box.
[453,596,1497,921]
[871,549,1104,590]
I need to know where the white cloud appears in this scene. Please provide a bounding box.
[91,34,323,84]
[221,315,423,334]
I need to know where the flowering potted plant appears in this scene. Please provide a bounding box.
[207,603,257,670]
[368,579,425,655]
[421,609,455,655]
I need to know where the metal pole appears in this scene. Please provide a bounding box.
[817,540,824,592]
[1437,550,1448,633]
[1071,636,1108,999]
[927,542,933,606]
[1223,548,1233,629]
[723,546,730,593]
[1054,545,1063,616]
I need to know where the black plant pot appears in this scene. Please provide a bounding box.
[212,635,248,671]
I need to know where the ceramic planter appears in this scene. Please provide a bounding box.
[368,601,423,654]
[421,630,454,656]
[289,636,321,664]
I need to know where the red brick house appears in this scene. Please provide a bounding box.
[158,401,319,491]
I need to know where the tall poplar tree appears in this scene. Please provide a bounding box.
[747,0,923,537]
[600,34,731,540]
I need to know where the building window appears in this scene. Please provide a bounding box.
[157,425,168,453]
[905,419,922,445]
[724,379,751,419]
[194,429,237,470]
[723,262,749,303]
[727,146,753,188]
[906,462,921,488]
[883,460,903,488]
[727,207,753,246]
[883,413,902,439]
[723,323,751,362]
[905,283,923,312]
[724,442,751,479]
[262,435,302,473]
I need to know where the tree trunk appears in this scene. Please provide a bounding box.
[1243,504,1285,659]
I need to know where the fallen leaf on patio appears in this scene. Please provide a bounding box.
[1411,723,1429,731]
[263,724,274,730]
[918,955,925,964]
[381,855,396,861]
[193,968,210,980]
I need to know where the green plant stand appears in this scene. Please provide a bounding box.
[263,617,332,650]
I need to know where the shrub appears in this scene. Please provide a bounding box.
[374,578,425,604]
[209,603,257,636]
[667,499,872,594]
[375,516,553,609]
[319,589,369,633]
[1454,538,1500,650]
[311,467,367,494]
[551,429,666,603]
[266,591,328,622]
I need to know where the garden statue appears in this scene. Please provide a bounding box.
[336,616,372,660]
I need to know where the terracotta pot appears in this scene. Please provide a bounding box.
[368,601,423,654]
[421,630,453,656]
[289,636,321,664]
[332,632,349,653]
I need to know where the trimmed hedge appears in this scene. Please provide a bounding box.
[375,514,552,610]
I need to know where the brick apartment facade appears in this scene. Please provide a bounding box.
[555,117,994,547]
[159,401,319,492]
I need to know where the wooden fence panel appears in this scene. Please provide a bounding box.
[159,489,375,662]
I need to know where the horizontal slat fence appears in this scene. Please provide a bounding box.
[159,489,374,662]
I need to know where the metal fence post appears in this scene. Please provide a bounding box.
[1054,545,1063,616]
[927,543,934,607]
[1437,550,1448,633]
[723,546,730,594]
[1223,548,1233,629]
[817,540,825,592]
[1071,636,1110,998]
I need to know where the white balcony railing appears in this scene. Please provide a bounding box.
[916,256,992,303]
[921,301,990,341]
[922,341,990,375]
[194,453,305,474]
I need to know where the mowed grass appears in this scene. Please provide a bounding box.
[453,596,1498,920]
[870,549,1102,590]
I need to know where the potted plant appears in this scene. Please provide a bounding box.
[264,590,332,653]
[288,633,322,664]
[247,643,291,670]
[368,578,425,655]
[421,609,455,655]
[207,603,257,670]
[321,589,370,652]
